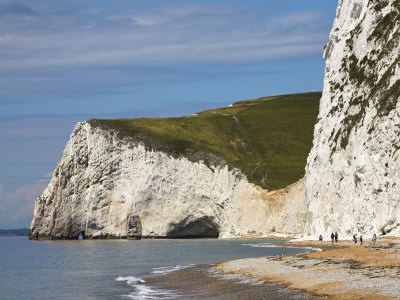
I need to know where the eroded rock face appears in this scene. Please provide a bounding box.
[30,0,399,241]
[127,215,142,239]
[29,122,307,239]
[306,0,400,238]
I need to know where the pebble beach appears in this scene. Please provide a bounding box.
[146,237,400,299]
[216,237,400,299]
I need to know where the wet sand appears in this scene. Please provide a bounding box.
[217,238,400,299]
[146,264,325,299]
[145,237,400,299]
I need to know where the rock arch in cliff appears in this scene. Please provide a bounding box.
[166,216,220,238]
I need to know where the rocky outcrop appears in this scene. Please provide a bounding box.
[29,122,307,239]
[305,0,400,238]
[30,0,400,241]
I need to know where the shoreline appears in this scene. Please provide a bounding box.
[134,238,325,299]
[145,264,324,299]
[217,237,400,299]
[137,238,325,299]
[143,237,400,299]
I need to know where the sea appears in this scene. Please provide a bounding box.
[0,236,318,299]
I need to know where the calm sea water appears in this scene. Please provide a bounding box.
[0,236,317,299]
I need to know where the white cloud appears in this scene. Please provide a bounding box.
[0,176,48,228]
[0,2,333,100]
[0,4,330,71]
[44,172,53,177]
[107,14,166,26]
[268,10,325,28]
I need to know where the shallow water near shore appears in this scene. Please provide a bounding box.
[1,236,316,299]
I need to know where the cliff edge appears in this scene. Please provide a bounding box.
[29,93,319,239]
[30,0,400,241]
[306,0,400,238]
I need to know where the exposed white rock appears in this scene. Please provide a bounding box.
[30,0,400,241]
[30,122,307,239]
[305,0,400,239]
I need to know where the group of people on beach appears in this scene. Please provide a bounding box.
[318,232,338,243]
[352,233,377,245]
[318,232,377,245]
[330,232,338,243]
[353,234,362,245]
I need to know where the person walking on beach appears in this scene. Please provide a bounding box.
[331,233,334,244]
[353,234,357,244]
[360,235,363,246]
[372,233,377,245]
[319,234,323,243]
[334,232,338,243]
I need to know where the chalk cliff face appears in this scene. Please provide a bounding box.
[30,0,400,240]
[306,0,400,238]
[30,122,307,239]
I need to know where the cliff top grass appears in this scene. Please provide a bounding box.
[89,92,321,190]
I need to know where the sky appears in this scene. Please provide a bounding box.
[0,0,338,228]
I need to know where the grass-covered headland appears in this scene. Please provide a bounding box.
[89,92,320,190]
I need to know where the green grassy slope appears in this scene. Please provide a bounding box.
[89,92,321,190]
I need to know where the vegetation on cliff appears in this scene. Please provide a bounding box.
[89,92,320,190]
[331,1,400,151]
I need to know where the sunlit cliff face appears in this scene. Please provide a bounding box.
[29,122,308,240]
[306,0,400,238]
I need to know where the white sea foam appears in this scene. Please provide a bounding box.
[151,264,195,275]
[299,246,323,252]
[122,283,176,300]
[115,276,145,285]
[117,276,176,299]
[117,265,194,299]
[242,243,322,252]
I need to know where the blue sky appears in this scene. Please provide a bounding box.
[0,0,338,228]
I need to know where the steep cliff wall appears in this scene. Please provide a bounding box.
[29,122,307,239]
[306,0,400,238]
[31,0,400,240]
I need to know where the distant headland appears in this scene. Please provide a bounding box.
[0,229,29,236]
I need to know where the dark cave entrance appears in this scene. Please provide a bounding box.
[167,216,220,238]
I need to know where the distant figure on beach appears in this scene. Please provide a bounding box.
[360,235,363,246]
[335,232,338,243]
[331,233,334,243]
[353,234,357,244]
[372,233,377,245]
[319,234,323,242]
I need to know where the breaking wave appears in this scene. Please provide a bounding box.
[151,264,195,275]
[116,276,175,299]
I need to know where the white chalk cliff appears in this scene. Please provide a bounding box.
[30,0,400,240]
[305,0,400,238]
[29,122,307,239]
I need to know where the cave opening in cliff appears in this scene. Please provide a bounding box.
[167,217,220,238]
[78,231,86,240]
